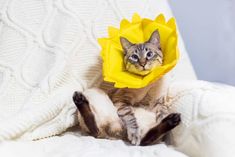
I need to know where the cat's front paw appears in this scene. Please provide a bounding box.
[127,128,141,145]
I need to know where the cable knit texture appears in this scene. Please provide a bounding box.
[1,1,235,157]
[0,0,195,141]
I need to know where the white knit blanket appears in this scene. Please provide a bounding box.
[1,1,235,157]
[0,0,195,141]
[0,0,199,157]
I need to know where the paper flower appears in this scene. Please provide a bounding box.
[98,13,179,88]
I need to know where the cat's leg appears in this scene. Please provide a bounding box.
[112,89,148,145]
[140,113,181,146]
[73,88,123,138]
[131,108,158,144]
[116,104,140,145]
[73,91,99,137]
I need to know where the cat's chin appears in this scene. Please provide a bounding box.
[128,69,151,76]
[125,64,154,76]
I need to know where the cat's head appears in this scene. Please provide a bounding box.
[120,30,163,76]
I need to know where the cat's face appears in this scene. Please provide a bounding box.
[120,30,163,75]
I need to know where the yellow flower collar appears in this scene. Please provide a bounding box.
[98,13,179,88]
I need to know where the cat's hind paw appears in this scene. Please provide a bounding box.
[162,113,181,129]
[73,91,88,107]
[73,91,99,137]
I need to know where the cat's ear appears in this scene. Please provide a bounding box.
[120,37,133,53]
[148,29,160,47]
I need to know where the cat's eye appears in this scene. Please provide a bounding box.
[130,54,139,62]
[146,51,154,59]
[145,48,148,51]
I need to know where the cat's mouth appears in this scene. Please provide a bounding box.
[139,65,152,71]
[140,65,146,70]
[141,68,150,72]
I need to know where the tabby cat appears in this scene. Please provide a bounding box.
[73,30,181,146]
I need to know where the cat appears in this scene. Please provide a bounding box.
[73,29,181,146]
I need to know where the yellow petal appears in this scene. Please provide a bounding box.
[155,14,166,24]
[132,13,141,23]
[98,38,107,48]
[167,18,177,30]
[108,26,119,38]
[120,19,131,30]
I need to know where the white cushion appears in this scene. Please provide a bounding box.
[169,80,235,157]
[0,134,188,157]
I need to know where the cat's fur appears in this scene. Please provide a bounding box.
[120,30,163,75]
[73,30,181,146]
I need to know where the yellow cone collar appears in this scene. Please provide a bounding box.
[98,13,179,88]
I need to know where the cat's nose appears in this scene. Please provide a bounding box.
[139,60,146,67]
